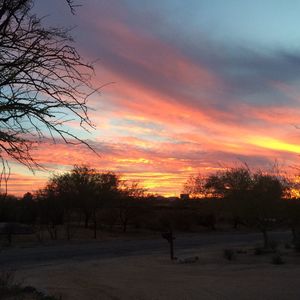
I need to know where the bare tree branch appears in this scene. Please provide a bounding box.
[65,0,82,15]
[0,0,99,170]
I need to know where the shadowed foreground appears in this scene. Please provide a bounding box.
[0,231,289,268]
[1,232,298,300]
[14,245,300,300]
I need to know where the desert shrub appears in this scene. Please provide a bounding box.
[223,249,236,261]
[271,254,285,265]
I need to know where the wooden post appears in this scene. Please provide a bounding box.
[162,229,176,260]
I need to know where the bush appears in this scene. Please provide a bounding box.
[223,249,236,261]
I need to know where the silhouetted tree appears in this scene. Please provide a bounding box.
[117,181,145,233]
[0,194,18,223]
[244,171,285,248]
[47,172,82,240]
[283,199,300,243]
[19,192,36,224]
[39,165,121,239]
[0,0,96,169]
[281,176,300,243]
[205,167,252,229]
[35,185,64,240]
[48,165,100,230]
[202,166,286,248]
[183,173,206,198]
[91,171,120,238]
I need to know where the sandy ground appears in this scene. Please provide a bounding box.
[13,244,300,300]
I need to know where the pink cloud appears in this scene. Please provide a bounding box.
[5,4,300,196]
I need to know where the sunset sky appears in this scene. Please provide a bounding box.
[7,0,300,196]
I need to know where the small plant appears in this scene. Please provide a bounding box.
[271,254,285,265]
[223,249,236,261]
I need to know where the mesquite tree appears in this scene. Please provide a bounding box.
[0,0,97,169]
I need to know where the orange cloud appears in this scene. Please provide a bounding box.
[4,173,47,196]
[5,7,300,197]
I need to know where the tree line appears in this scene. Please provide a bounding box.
[184,165,300,248]
[0,165,149,241]
[1,164,300,249]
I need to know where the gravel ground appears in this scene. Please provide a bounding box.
[13,243,300,300]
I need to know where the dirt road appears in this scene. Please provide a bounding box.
[0,231,289,269]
